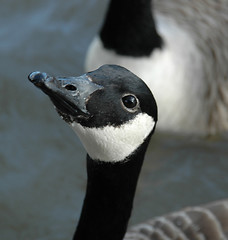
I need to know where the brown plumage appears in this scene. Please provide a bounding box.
[125,199,228,240]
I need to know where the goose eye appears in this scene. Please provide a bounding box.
[122,95,138,109]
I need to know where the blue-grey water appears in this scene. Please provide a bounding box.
[0,0,227,239]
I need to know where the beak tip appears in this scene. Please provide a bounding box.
[28,71,48,86]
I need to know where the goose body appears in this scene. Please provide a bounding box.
[125,199,228,240]
[86,0,228,135]
[28,65,228,240]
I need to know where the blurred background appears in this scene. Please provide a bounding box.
[0,0,227,239]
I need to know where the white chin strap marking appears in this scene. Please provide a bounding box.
[71,113,155,162]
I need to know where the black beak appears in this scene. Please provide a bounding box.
[28,71,103,122]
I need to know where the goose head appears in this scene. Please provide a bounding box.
[28,64,157,163]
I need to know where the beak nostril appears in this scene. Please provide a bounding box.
[65,84,77,91]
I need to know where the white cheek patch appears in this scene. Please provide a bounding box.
[70,113,155,162]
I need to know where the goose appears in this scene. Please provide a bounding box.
[28,64,228,240]
[85,0,228,135]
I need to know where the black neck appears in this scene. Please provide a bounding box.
[100,0,163,57]
[73,135,151,240]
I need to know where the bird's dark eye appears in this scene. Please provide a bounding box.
[122,95,138,109]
